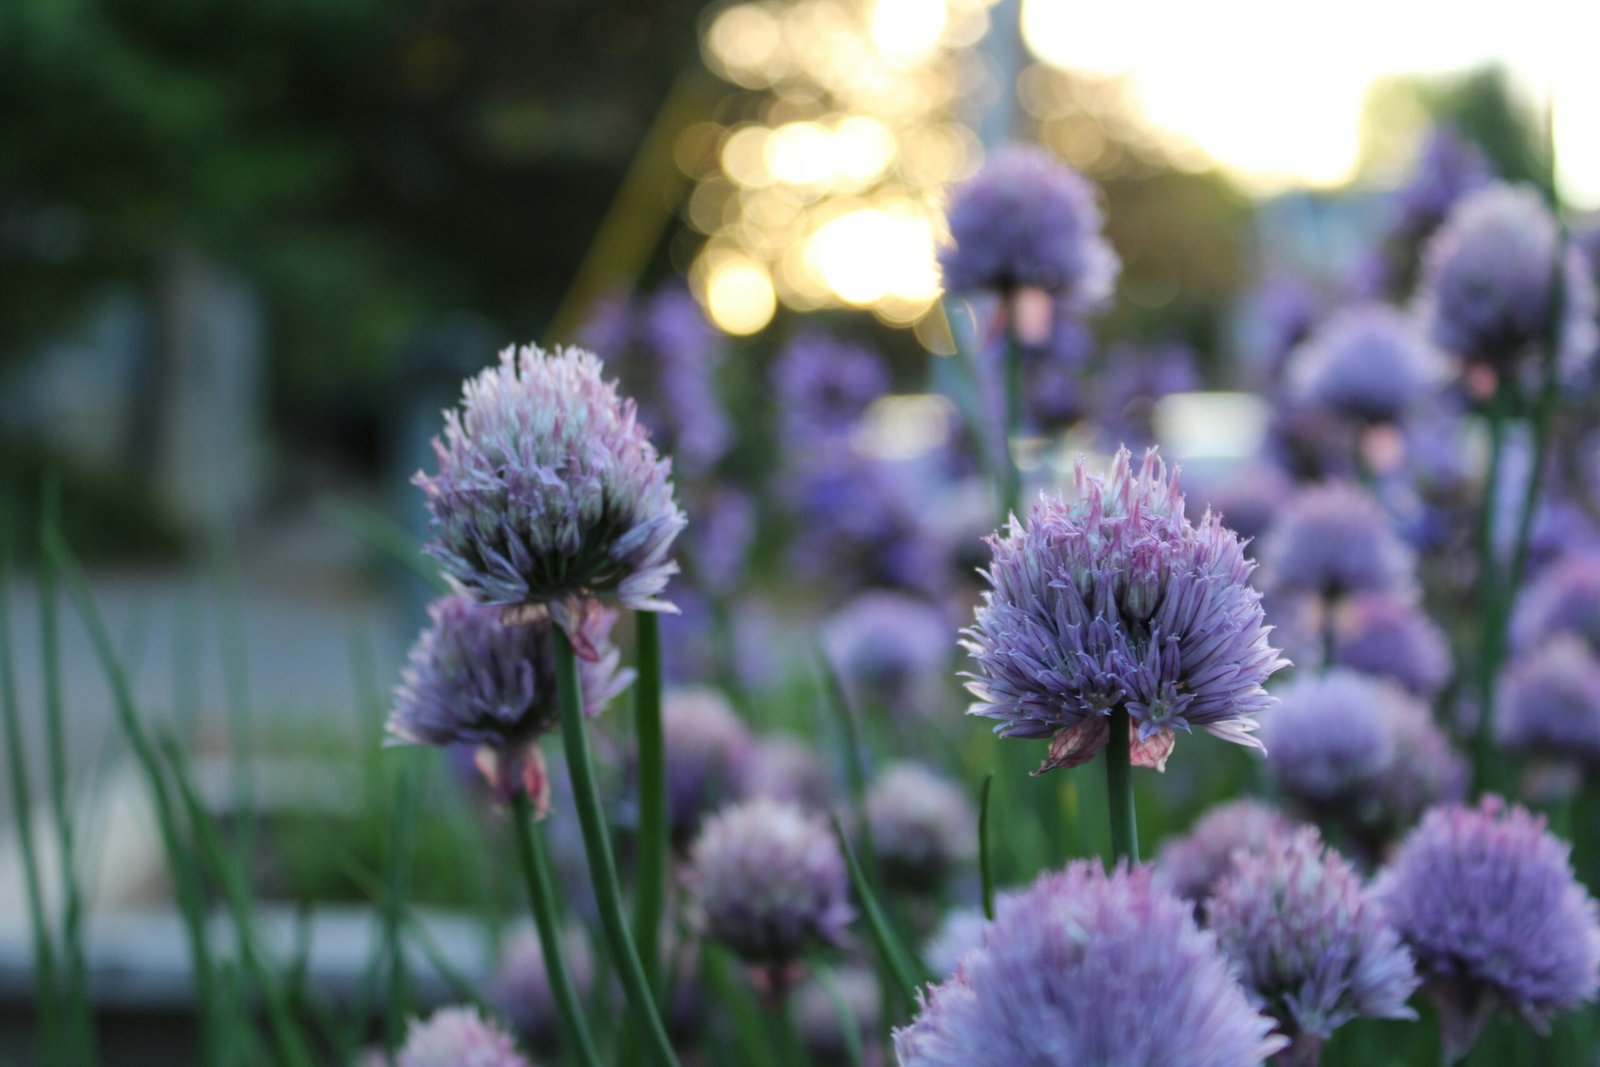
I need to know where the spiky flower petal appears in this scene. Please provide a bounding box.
[388,594,632,809]
[414,344,687,642]
[964,446,1287,774]
[397,1006,529,1067]
[894,862,1286,1067]
[1375,797,1600,1062]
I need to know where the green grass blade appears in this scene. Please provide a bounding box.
[319,498,449,593]
[831,815,924,1008]
[978,772,996,921]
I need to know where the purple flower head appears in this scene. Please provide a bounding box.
[388,594,632,809]
[1209,827,1419,1042]
[894,862,1286,1067]
[579,288,730,475]
[1095,342,1202,450]
[736,732,834,811]
[964,447,1288,775]
[1511,551,1600,654]
[659,687,753,846]
[864,762,977,889]
[1257,482,1415,602]
[397,1006,529,1067]
[938,145,1120,311]
[1375,796,1600,1061]
[793,965,882,1065]
[1285,303,1448,424]
[1156,798,1296,906]
[771,330,890,446]
[1497,635,1600,769]
[923,906,991,979]
[1183,461,1293,546]
[1331,593,1453,698]
[1418,184,1598,378]
[488,926,595,1048]
[683,487,756,597]
[414,344,687,644]
[1261,669,1399,809]
[687,798,854,965]
[823,591,952,720]
[1369,698,1467,845]
[1237,277,1323,386]
[1392,127,1493,241]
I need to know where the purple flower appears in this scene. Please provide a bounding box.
[1285,303,1447,424]
[864,762,977,889]
[1392,127,1493,242]
[1261,669,1399,810]
[1511,551,1600,654]
[1369,696,1468,843]
[736,732,834,811]
[1497,635,1600,770]
[1156,799,1297,906]
[683,487,756,597]
[822,591,952,720]
[894,862,1286,1067]
[1418,184,1598,378]
[414,344,687,643]
[938,145,1119,311]
[1330,593,1453,698]
[964,447,1287,774]
[388,595,632,809]
[1182,461,1293,546]
[922,906,990,979]
[1257,482,1415,602]
[397,1006,529,1067]
[1094,342,1202,450]
[1208,827,1418,1043]
[771,330,890,446]
[1375,797,1600,1062]
[1237,277,1323,387]
[488,926,595,1048]
[659,687,753,846]
[687,798,853,965]
[579,288,730,475]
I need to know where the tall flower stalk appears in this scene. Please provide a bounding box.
[631,610,667,995]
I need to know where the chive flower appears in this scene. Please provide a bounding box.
[1496,634,1600,771]
[397,1006,530,1067]
[1285,303,1447,424]
[864,762,977,890]
[1257,483,1415,602]
[1156,798,1297,906]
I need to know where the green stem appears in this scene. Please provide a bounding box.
[511,791,603,1067]
[1472,383,1513,795]
[977,773,996,921]
[832,815,924,1008]
[1105,708,1139,864]
[1001,325,1023,524]
[632,610,667,997]
[1319,594,1338,674]
[553,627,680,1067]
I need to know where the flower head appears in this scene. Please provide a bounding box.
[1511,551,1600,654]
[1257,483,1415,602]
[1209,827,1418,1041]
[414,344,687,641]
[687,798,853,965]
[1285,303,1447,423]
[1156,798,1296,906]
[1369,699,1466,839]
[736,732,834,811]
[1260,669,1399,810]
[1375,797,1600,1061]
[922,906,991,979]
[1237,277,1322,386]
[1418,184,1597,377]
[1330,593,1453,698]
[1392,126,1493,241]
[388,594,632,809]
[488,926,594,1047]
[938,145,1119,310]
[659,687,753,846]
[823,591,952,719]
[397,1006,529,1067]
[1497,635,1600,769]
[964,446,1287,774]
[864,762,977,889]
[894,862,1286,1067]
[771,330,890,447]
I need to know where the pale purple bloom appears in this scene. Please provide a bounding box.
[922,907,990,979]
[965,447,1287,774]
[894,862,1286,1067]
[864,762,977,889]
[579,288,730,475]
[414,344,687,641]
[771,330,889,446]
[687,798,853,965]
[1257,482,1415,602]
[1095,342,1202,449]
[939,145,1120,311]
[1375,797,1600,1062]
[1497,635,1600,769]
[1511,551,1600,654]
[683,487,756,596]
[823,591,952,720]
[659,687,754,846]
[1261,669,1399,811]
[1156,798,1296,906]
[1183,461,1293,546]
[1209,827,1418,1042]
[1418,184,1598,377]
[1392,127,1493,241]
[388,595,632,809]
[488,926,595,1048]
[1285,303,1447,423]
[736,732,834,811]
[1330,593,1453,698]
[1369,697,1467,843]
[793,966,882,1065]
[397,1006,529,1067]
[1237,277,1322,386]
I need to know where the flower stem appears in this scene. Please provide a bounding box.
[632,610,667,997]
[1105,707,1139,863]
[552,627,680,1066]
[1001,325,1023,524]
[510,790,602,1067]
[1319,594,1337,674]
[1472,382,1513,795]
[977,772,996,920]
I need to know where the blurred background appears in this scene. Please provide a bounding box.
[2,0,1598,1059]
